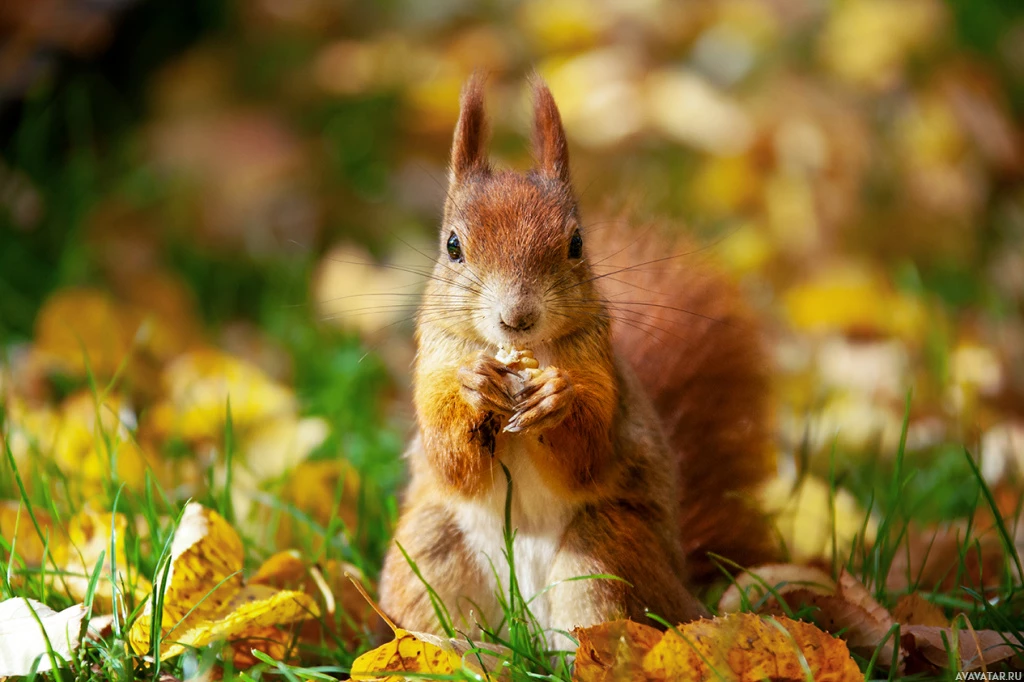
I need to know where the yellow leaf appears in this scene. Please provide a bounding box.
[49,509,151,612]
[349,629,467,681]
[50,392,151,495]
[783,265,927,339]
[2,399,61,477]
[761,473,877,564]
[275,459,361,552]
[154,586,317,660]
[250,551,375,650]
[128,503,318,664]
[150,349,296,442]
[690,155,761,217]
[818,0,944,91]
[349,576,507,681]
[518,0,604,53]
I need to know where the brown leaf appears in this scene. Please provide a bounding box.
[718,563,835,614]
[886,522,1008,595]
[891,593,948,627]
[903,625,1022,672]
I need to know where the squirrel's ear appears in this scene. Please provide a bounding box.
[450,74,489,184]
[531,79,570,184]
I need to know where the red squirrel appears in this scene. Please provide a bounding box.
[378,75,775,640]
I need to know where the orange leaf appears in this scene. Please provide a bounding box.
[572,619,663,682]
[642,613,863,681]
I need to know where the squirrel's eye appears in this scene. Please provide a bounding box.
[568,229,583,259]
[446,232,464,262]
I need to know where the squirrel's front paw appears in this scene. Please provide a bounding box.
[459,350,516,416]
[505,366,575,434]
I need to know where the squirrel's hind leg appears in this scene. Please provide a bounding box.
[544,502,707,645]
[378,502,498,637]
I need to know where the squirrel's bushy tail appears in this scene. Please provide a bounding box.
[595,219,777,580]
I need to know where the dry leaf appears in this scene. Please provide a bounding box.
[0,598,86,675]
[50,391,151,495]
[815,570,900,661]
[0,500,64,567]
[761,473,877,563]
[886,522,1008,594]
[572,619,663,682]
[275,459,361,552]
[33,288,137,379]
[349,577,507,681]
[782,266,927,339]
[351,628,506,681]
[891,593,948,627]
[250,550,375,649]
[128,503,318,663]
[148,349,296,442]
[49,508,152,612]
[720,565,899,661]
[643,613,862,681]
[717,563,835,614]
[902,625,1022,672]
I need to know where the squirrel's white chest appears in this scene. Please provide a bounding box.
[447,437,574,629]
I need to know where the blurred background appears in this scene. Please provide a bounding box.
[2,0,1024,568]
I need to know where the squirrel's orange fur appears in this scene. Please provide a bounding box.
[378,76,775,640]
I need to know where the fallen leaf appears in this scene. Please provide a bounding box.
[33,288,137,379]
[761,473,877,563]
[0,598,86,675]
[817,570,900,660]
[128,503,318,664]
[902,625,1022,672]
[49,508,152,612]
[349,577,507,681]
[148,349,296,442]
[886,522,1008,594]
[891,593,947,627]
[717,563,835,614]
[643,613,862,681]
[572,619,663,682]
[50,391,152,496]
[275,459,361,552]
[250,550,375,649]
[720,565,899,661]
[0,500,64,567]
[351,628,506,681]
[783,265,927,339]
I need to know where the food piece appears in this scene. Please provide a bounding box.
[496,345,540,377]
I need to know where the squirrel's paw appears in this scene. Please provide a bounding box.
[459,350,516,416]
[505,366,575,434]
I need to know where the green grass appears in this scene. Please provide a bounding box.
[3,379,1023,681]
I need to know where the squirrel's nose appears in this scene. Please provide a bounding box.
[499,309,538,332]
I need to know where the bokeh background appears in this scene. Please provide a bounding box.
[2,0,1024,612]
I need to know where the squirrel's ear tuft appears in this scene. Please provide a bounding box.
[531,79,570,184]
[450,73,489,183]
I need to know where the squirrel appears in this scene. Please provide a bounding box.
[378,75,776,641]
